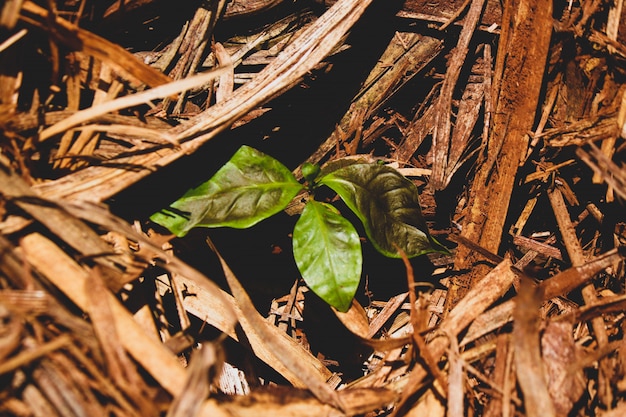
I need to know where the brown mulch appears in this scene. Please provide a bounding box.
[1,0,626,416]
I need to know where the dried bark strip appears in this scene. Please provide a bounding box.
[513,275,555,417]
[461,248,625,346]
[393,258,517,414]
[34,0,376,203]
[19,1,173,89]
[20,233,194,399]
[512,235,563,261]
[178,273,334,387]
[304,34,443,175]
[211,243,345,411]
[452,0,553,287]
[430,0,485,190]
[0,166,132,291]
[548,186,611,406]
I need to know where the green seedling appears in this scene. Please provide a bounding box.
[151,145,448,312]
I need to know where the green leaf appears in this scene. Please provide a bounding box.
[150,145,304,236]
[293,200,362,312]
[319,163,448,258]
[301,162,321,183]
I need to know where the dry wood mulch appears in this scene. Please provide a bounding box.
[1,0,626,416]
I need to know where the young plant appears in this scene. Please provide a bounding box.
[151,145,448,312]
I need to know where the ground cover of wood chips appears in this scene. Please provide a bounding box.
[1,0,626,415]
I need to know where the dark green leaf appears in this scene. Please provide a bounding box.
[150,145,304,236]
[293,200,362,312]
[319,163,448,258]
[319,155,376,177]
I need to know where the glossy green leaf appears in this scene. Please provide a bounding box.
[293,200,362,312]
[150,145,304,236]
[319,163,448,258]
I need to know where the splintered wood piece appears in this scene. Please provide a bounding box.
[455,0,552,274]
[512,235,563,261]
[461,248,625,346]
[577,142,626,201]
[548,186,612,406]
[509,196,538,236]
[367,292,408,338]
[445,65,485,175]
[524,160,576,184]
[178,273,334,387]
[211,242,345,411]
[540,113,619,147]
[33,0,376,203]
[541,320,586,415]
[168,342,224,417]
[393,259,517,413]
[20,233,188,398]
[393,101,437,163]
[524,78,560,164]
[85,268,157,414]
[447,336,464,417]
[214,42,235,103]
[0,167,131,291]
[0,335,70,376]
[166,3,227,115]
[37,67,227,142]
[0,0,23,29]
[513,275,555,417]
[19,1,173,89]
[482,334,512,417]
[56,62,123,170]
[54,51,82,169]
[430,0,485,190]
